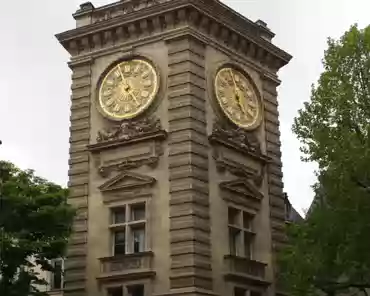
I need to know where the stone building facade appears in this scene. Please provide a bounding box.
[56,1,291,296]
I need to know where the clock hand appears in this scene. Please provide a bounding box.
[236,89,247,115]
[229,69,246,114]
[117,65,140,107]
[229,69,238,89]
[117,65,127,83]
[127,89,140,106]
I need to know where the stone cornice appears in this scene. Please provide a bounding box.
[56,0,291,72]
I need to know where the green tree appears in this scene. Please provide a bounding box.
[279,24,370,296]
[0,161,75,296]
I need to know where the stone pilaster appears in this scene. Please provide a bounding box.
[262,75,287,291]
[166,36,212,292]
[64,59,92,296]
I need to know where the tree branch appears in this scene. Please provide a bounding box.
[316,280,370,292]
[360,288,369,296]
[351,176,370,193]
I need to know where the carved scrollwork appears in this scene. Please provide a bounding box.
[97,116,163,143]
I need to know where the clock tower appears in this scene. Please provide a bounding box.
[56,1,291,296]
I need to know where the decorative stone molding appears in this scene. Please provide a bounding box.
[98,155,159,178]
[75,0,172,25]
[56,0,291,72]
[88,117,167,153]
[213,147,266,187]
[98,171,156,192]
[219,178,263,201]
[98,252,155,283]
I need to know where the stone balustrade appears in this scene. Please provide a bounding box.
[98,252,154,282]
[224,255,267,282]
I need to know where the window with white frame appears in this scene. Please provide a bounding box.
[228,206,255,258]
[127,284,145,296]
[110,202,147,256]
[50,258,63,290]
[234,287,247,296]
[107,286,123,296]
[234,287,262,296]
[107,284,144,296]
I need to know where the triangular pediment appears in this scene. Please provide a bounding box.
[99,171,156,192]
[220,179,263,200]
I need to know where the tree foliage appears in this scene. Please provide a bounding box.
[0,161,75,296]
[279,24,370,296]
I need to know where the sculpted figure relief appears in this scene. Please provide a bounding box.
[97,117,163,143]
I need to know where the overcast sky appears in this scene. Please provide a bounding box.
[0,0,369,215]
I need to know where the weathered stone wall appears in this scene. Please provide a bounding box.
[64,60,92,296]
[262,75,287,292]
[167,35,212,292]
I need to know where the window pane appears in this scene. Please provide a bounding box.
[114,230,126,255]
[108,287,123,296]
[132,226,145,253]
[113,207,126,224]
[244,234,252,259]
[228,207,240,226]
[131,203,146,221]
[229,227,240,256]
[127,284,144,296]
[115,230,126,243]
[234,287,246,296]
[243,212,253,230]
[52,260,62,290]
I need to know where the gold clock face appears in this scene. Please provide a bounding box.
[98,59,159,120]
[214,67,261,130]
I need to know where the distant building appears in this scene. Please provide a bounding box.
[284,193,304,223]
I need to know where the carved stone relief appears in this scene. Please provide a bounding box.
[96,116,164,144]
[209,120,269,188]
[210,120,261,153]
[88,116,167,177]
